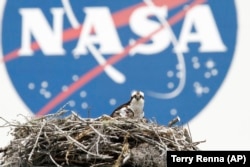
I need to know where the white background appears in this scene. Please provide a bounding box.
[0,0,250,150]
[190,0,250,150]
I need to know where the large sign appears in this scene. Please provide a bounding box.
[0,0,237,123]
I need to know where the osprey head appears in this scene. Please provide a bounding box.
[129,90,145,119]
[131,90,144,101]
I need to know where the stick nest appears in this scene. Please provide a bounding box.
[0,108,204,167]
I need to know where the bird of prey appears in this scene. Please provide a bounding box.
[111,90,144,119]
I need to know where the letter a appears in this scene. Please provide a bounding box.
[175,5,227,53]
[73,7,123,55]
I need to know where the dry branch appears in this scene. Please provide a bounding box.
[0,108,204,167]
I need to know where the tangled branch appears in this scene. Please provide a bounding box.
[0,109,204,167]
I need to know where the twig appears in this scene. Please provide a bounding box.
[169,128,181,151]
[168,116,180,127]
[28,120,46,162]
[187,123,193,143]
[1,107,203,166]
[49,153,62,167]
[89,124,105,140]
[150,125,168,153]
[113,133,130,167]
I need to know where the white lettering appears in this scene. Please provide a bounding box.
[175,5,227,53]
[129,6,171,55]
[19,8,65,56]
[171,155,194,164]
[18,5,227,57]
[196,155,224,162]
[73,7,123,56]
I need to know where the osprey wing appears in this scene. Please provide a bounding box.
[110,101,130,117]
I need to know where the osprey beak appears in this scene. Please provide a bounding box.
[135,95,140,100]
[135,93,143,101]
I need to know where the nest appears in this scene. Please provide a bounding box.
[0,107,204,167]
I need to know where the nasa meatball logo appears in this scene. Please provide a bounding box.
[1,0,237,123]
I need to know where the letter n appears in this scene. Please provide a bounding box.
[19,8,65,56]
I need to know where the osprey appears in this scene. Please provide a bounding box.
[111,90,145,119]
[110,106,134,118]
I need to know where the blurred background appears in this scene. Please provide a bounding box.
[0,0,249,150]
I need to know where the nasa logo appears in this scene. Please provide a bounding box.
[0,0,237,123]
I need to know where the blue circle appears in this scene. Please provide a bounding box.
[2,0,237,124]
